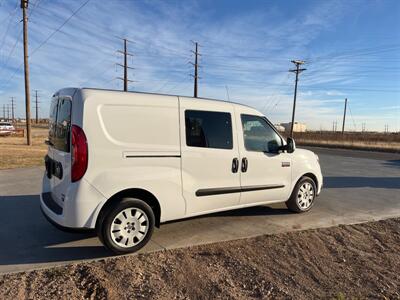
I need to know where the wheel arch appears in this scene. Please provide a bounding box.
[95,188,161,229]
[301,172,318,191]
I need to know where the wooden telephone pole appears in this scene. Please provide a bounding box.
[21,0,32,145]
[341,98,347,134]
[289,60,306,137]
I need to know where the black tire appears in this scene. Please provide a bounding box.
[286,176,317,213]
[98,198,155,254]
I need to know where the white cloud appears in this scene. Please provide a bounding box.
[0,0,397,131]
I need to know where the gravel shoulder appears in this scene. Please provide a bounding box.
[1,218,399,299]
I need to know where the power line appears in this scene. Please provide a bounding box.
[164,76,190,94]
[0,0,92,89]
[0,29,23,77]
[347,101,357,131]
[30,0,91,56]
[262,74,291,114]
[0,3,19,54]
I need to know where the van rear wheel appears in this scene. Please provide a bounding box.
[286,176,316,213]
[99,198,155,254]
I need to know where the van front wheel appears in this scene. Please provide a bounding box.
[286,176,316,213]
[99,198,155,254]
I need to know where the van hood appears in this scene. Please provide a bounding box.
[294,148,318,161]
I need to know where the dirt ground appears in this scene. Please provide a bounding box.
[0,218,399,299]
[0,127,47,169]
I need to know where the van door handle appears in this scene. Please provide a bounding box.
[232,158,239,173]
[241,157,248,172]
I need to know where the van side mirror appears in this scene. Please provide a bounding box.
[280,137,296,153]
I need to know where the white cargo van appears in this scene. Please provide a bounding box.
[41,88,323,254]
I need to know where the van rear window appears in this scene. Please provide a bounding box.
[49,97,72,152]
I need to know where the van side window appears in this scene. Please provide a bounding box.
[185,110,233,149]
[241,114,282,153]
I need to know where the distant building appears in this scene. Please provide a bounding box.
[280,122,307,132]
[274,124,285,132]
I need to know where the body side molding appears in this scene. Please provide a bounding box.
[196,184,285,197]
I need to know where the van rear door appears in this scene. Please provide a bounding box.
[47,96,72,206]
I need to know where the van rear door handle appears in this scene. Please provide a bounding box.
[232,158,239,173]
[241,157,248,172]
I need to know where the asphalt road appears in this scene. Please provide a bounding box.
[0,147,399,274]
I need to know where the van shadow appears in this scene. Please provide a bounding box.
[161,202,292,227]
[383,160,400,168]
[324,176,400,189]
[0,194,290,267]
[0,194,111,267]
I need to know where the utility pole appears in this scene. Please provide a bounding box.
[289,60,306,137]
[341,98,347,135]
[10,97,15,122]
[2,104,5,120]
[190,41,200,98]
[332,121,338,132]
[116,38,134,91]
[21,0,32,145]
[7,104,10,121]
[34,90,40,123]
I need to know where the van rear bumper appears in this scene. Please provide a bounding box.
[40,175,107,229]
[40,201,91,233]
[40,192,79,230]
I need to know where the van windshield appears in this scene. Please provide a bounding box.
[49,97,72,152]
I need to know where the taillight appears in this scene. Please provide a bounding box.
[71,125,88,182]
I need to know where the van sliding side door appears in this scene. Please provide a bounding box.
[180,98,241,214]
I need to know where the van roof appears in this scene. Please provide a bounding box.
[56,87,255,111]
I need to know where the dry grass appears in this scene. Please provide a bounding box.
[292,131,400,153]
[0,127,47,170]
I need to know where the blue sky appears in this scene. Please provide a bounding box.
[0,0,399,131]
